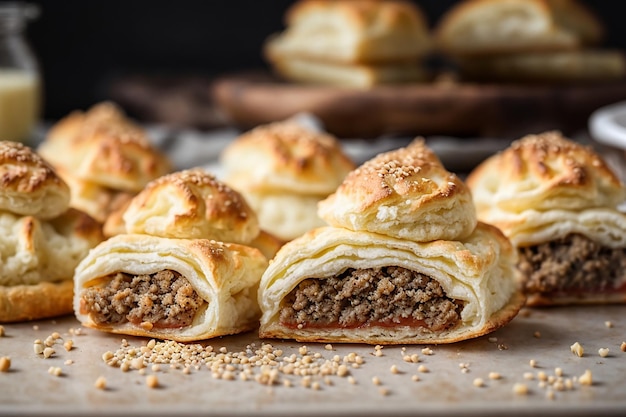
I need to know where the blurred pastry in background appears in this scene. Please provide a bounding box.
[74,170,269,342]
[264,0,432,88]
[466,131,626,306]
[435,0,625,83]
[220,118,356,241]
[0,141,103,322]
[37,102,173,226]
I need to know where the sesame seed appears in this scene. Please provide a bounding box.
[488,372,501,380]
[0,326,5,337]
[372,376,381,385]
[43,347,55,359]
[146,375,159,388]
[348,376,357,385]
[324,344,333,351]
[473,378,485,387]
[523,372,534,380]
[513,383,529,395]
[418,365,429,373]
[533,331,541,338]
[94,376,106,389]
[546,390,555,400]
[390,365,400,374]
[570,342,584,357]
[488,337,498,343]
[33,341,44,355]
[598,348,609,358]
[411,375,420,382]
[421,347,433,355]
[621,342,626,352]
[379,388,390,396]
[605,321,613,328]
[555,368,563,377]
[47,366,62,377]
[63,340,74,352]
[64,360,73,365]
[529,359,537,368]
[579,370,592,386]
[0,357,10,372]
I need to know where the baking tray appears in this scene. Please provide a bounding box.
[1,305,625,417]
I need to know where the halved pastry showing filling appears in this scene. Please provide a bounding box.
[259,224,524,344]
[74,234,268,342]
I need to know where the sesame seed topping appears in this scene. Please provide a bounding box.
[570,342,584,357]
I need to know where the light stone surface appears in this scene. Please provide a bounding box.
[0,306,625,417]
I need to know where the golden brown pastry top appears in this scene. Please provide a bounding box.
[221,120,356,195]
[435,0,581,56]
[318,138,477,242]
[0,141,70,220]
[546,0,604,46]
[123,168,260,244]
[38,102,172,192]
[466,131,626,215]
[266,0,430,64]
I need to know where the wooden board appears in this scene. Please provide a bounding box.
[211,71,626,139]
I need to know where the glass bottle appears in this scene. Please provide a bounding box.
[0,2,40,144]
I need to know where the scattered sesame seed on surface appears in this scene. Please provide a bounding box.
[0,356,10,372]
[598,348,609,358]
[570,342,584,357]
[554,368,563,377]
[578,370,593,386]
[473,378,485,387]
[513,383,529,395]
[621,342,626,352]
[488,372,501,380]
[411,375,420,382]
[533,331,541,339]
[146,375,159,388]
[418,365,429,373]
[421,347,433,355]
[529,359,537,368]
[94,376,106,390]
[0,325,5,337]
[43,347,55,359]
[605,321,613,328]
[523,372,534,380]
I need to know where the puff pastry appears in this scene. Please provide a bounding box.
[221,119,355,241]
[37,102,172,223]
[264,0,431,87]
[435,0,581,56]
[74,234,268,342]
[259,139,524,344]
[0,141,103,322]
[74,168,273,341]
[466,131,626,306]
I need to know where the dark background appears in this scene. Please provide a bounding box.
[25,1,626,121]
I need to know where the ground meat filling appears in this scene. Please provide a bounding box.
[518,233,626,294]
[80,270,204,329]
[279,266,464,331]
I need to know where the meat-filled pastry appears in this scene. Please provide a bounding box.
[221,119,355,241]
[74,169,272,341]
[466,131,626,306]
[37,102,172,224]
[0,141,103,322]
[259,140,524,344]
[74,235,268,342]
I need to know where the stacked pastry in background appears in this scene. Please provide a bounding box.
[74,168,270,342]
[264,0,432,88]
[0,141,103,322]
[435,0,626,83]
[37,102,173,235]
[466,131,626,306]
[258,140,524,344]
[220,118,356,242]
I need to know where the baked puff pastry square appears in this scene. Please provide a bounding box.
[37,102,172,224]
[221,119,356,241]
[74,169,272,341]
[258,140,524,344]
[466,131,626,306]
[0,141,103,322]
